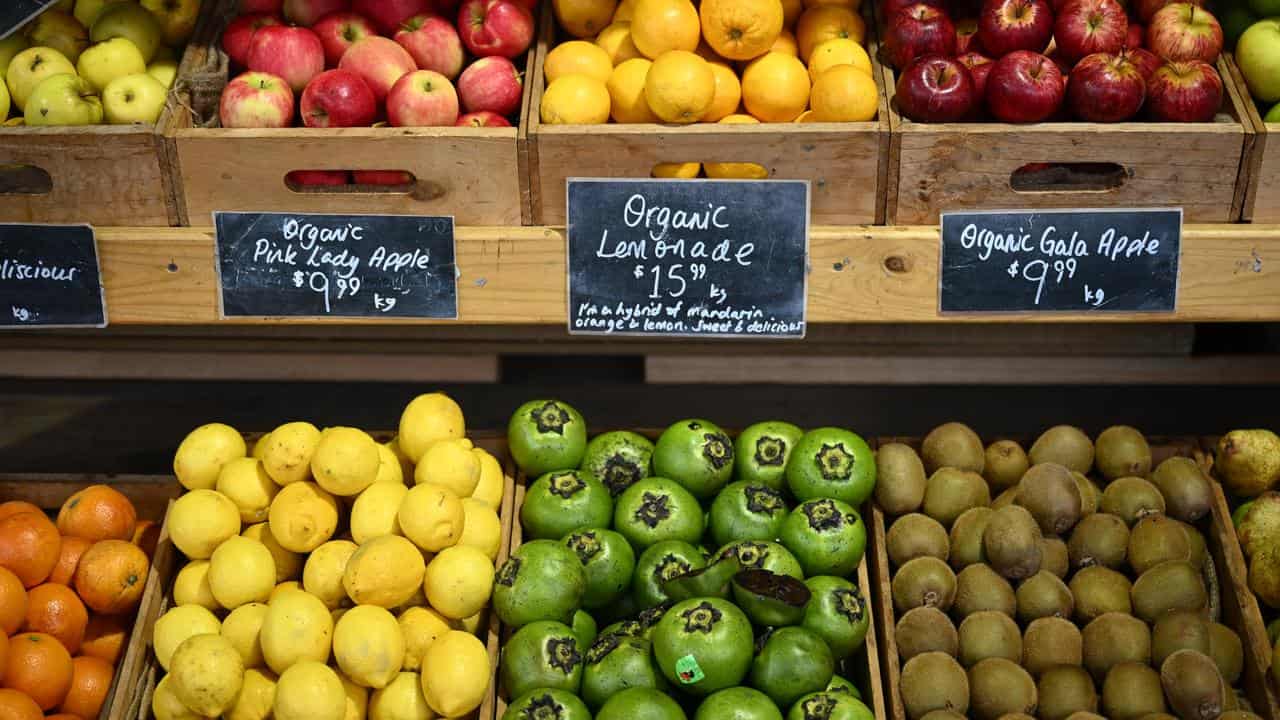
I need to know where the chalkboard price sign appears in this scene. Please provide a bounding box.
[0,224,107,328]
[1,2,58,39]
[940,208,1182,313]
[215,212,457,319]
[567,179,809,338]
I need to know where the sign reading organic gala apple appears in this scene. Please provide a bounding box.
[0,224,107,328]
[0,2,58,40]
[214,212,457,319]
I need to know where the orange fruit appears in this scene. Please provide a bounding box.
[79,616,127,666]
[0,567,27,635]
[545,41,614,84]
[630,0,700,58]
[0,504,41,523]
[607,58,660,122]
[770,29,800,56]
[651,162,702,177]
[23,585,88,655]
[704,61,743,121]
[58,656,113,720]
[700,0,784,61]
[49,538,91,587]
[810,63,877,121]
[0,634,7,680]
[644,50,716,123]
[541,75,612,124]
[3,632,74,710]
[0,513,61,588]
[705,115,770,178]
[131,521,160,558]
[74,541,148,616]
[795,5,865,62]
[554,0,618,37]
[807,37,872,81]
[0,689,42,720]
[56,486,137,543]
[782,0,803,26]
[595,22,643,65]
[46,714,83,720]
[613,0,639,21]
[741,51,811,121]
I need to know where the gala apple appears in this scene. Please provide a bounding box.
[338,35,417,102]
[456,55,523,115]
[313,11,378,66]
[248,25,325,92]
[220,70,295,127]
[458,0,535,58]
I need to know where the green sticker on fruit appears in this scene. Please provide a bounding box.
[675,654,705,684]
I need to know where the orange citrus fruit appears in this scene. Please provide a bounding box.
[644,49,716,123]
[700,0,785,61]
[607,58,660,122]
[0,513,61,588]
[807,37,872,81]
[704,61,743,121]
[56,485,137,543]
[48,538,90,587]
[0,567,28,635]
[58,656,113,720]
[795,5,866,62]
[23,584,88,655]
[554,0,618,38]
[613,0,639,21]
[74,540,149,615]
[652,162,701,177]
[0,689,42,720]
[705,115,770,178]
[810,63,877,121]
[741,51,811,121]
[782,0,804,26]
[80,614,127,665]
[596,22,643,65]
[630,0,700,58]
[3,632,74,711]
[546,41,614,83]
[541,76,612,124]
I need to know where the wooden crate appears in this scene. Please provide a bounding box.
[869,437,1280,720]
[524,6,892,226]
[162,0,534,227]
[1225,54,1280,224]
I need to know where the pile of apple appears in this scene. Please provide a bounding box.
[1233,15,1280,123]
[884,0,1227,123]
[0,0,196,127]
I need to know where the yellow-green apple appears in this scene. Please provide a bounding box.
[219,70,295,127]
[456,110,510,126]
[978,0,1054,57]
[895,55,976,122]
[141,0,203,46]
[300,68,376,127]
[353,0,431,34]
[0,35,31,82]
[55,0,75,10]
[456,55,521,115]
[247,25,324,92]
[337,35,415,101]
[1145,58,1221,120]
[0,80,9,120]
[458,0,535,58]
[24,73,104,124]
[90,2,163,61]
[1237,18,1280,102]
[241,0,284,12]
[986,49,1065,122]
[352,170,412,184]
[1067,51,1145,120]
[23,10,89,64]
[77,37,147,92]
[395,15,464,79]
[313,11,377,67]
[883,4,956,70]
[387,69,458,126]
[222,13,282,67]
[74,0,129,29]
[283,0,351,26]
[102,70,166,122]
[147,59,177,86]
[288,170,350,186]
[7,46,76,110]
[1147,4,1222,62]
[1053,0,1128,64]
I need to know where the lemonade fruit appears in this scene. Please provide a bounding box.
[424,545,494,620]
[652,162,702,177]
[807,37,871,81]
[795,5,865,62]
[261,422,322,485]
[209,535,277,609]
[700,0,784,60]
[398,393,465,463]
[541,75,611,124]
[334,605,405,689]
[303,540,359,610]
[555,0,618,38]
[607,57,658,123]
[175,423,246,491]
[275,662,345,720]
[705,61,743,122]
[420,631,489,717]
[398,607,452,672]
[351,482,409,544]
[169,488,241,559]
[742,51,810,121]
[644,50,715,123]
[312,427,381,497]
[810,63,876,121]
[343,535,427,609]
[222,602,270,668]
[269,482,339,553]
[596,22,643,65]
[260,588,334,674]
[414,439,480,497]
[547,40,614,83]
[631,0,701,57]
[169,633,245,716]
[217,458,278,524]
[154,604,221,671]
[399,483,465,553]
[705,115,770,178]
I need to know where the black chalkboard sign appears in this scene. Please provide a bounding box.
[940,208,1181,313]
[0,224,106,328]
[567,179,809,338]
[215,212,457,319]
[0,1,57,39]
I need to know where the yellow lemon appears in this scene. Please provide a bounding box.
[631,0,700,57]
[807,37,871,81]
[613,0,640,21]
[541,75,611,123]
[173,559,220,611]
[303,539,359,609]
[700,0,784,61]
[243,521,303,582]
[705,61,742,121]
[170,633,245,716]
[395,584,429,614]
[341,677,369,720]
[209,535,277,609]
[374,443,403,485]
[222,602,270,668]
[795,109,818,121]
[652,162,702,177]
[782,0,803,26]
[154,604,222,671]
[547,40,614,85]
[270,580,303,601]
[385,438,415,479]
[694,39,723,61]
[174,423,246,491]
[251,432,271,460]
[343,535,427,609]
[152,674,204,720]
[420,631,488,717]
[226,668,277,720]
[457,498,502,561]
[470,448,505,510]
[414,438,480,496]
[312,427,381,497]
[217,457,278,524]
[741,50,810,121]
[704,114,770,178]
[596,22,642,65]
[334,605,406,689]
[369,672,433,720]
[554,0,617,37]
[399,483,465,552]
[645,50,715,123]
[275,662,345,720]
[169,488,241,559]
[268,481,339,553]
[261,587,334,674]
[397,607,452,672]
[423,545,495,620]
[810,63,877,121]
[606,57,657,123]
[795,5,865,62]
[351,481,409,544]
[398,393,465,463]
[261,422,322,485]
[454,610,487,635]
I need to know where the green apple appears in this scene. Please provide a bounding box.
[140,0,201,47]
[56,0,76,11]
[74,0,130,29]
[6,46,76,111]
[0,80,10,121]
[77,37,146,93]
[24,73,103,125]
[90,2,162,62]
[102,71,165,123]
[1222,4,1260,47]
[1238,19,1280,103]
[23,10,88,64]
[1264,102,1280,122]
[147,59,177,88]
[0,35,31,83]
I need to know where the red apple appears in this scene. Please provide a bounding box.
[884,4,956,70]
[978,0,1054,56]
[222,12,282,68]
[881,0,947,22]
[986,49,1065,122]
[896,55,977,122]
[1135,0,1204,23]
[248,25,326,93]
[220,71,295,128]
[1067,51,1145,120]
[352,0,434,34]
[301,68,377,127]
[459,0,535,58]
[338,36,418,102]
[1054,0,1128,64]
[456,55,523,115]
[288,170,350,186]
[1147,3,1222,62]
[387,70,460,126]
[396,14,466,79]
[1146,59,1222,120]
[1126,22,1144,48]
[1046,48,1072,74]
[283,0,351,26]
[957,50,994,96]
[457,110,512,126]
[1125,46,1162,79]
[956,17,984,53]
[312,11,377,67]
[353,171,415,185]
[241,0,283,12]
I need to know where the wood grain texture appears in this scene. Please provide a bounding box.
[1226,52,1280,224]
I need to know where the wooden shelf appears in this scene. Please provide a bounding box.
[98,224,1280,325]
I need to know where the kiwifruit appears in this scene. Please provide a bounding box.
[1068,513,1130,570]
[1128,514,1193,575]
[1102,662,1167,720]
[1160,649,1224,720]
[893,556,958,613]
[877,443,929,516]
[924,468,992,528]
[1023,616,1083,676]
[920,712,967,720]
[1137,715,1180,720]
[1152,609,1211,667]
[1016,570,1074,623]
[1151,457,1214,523]
[1222,685,1240,713]
[948,507,993,570]
[1066,714,1107,720]
[996,714,1035,720]
[1101,477,1167,526]
[993,486,1019,509]
[985,440,1030,492]
[896,606,959,660]
[1219,713,1264,720]
[1041,537,1070,578]
[1132,560,1207,622]
[1072,472,1100,517]
[1233,689,1253,713]
[983,505,1043,580]
[1017,463,1083,535]
[1082,612,1152,681]
[1037,666,1097,720]
[901,651,970,720]
[1095,426,1153,481]
[958,610,1022,668]
[954,563,1016,618]
[1206,622,1244,684]
[968,657,1038,720]
[1069,566,1133,622]
[922,422,986,475]
[1030,425,1095,474]
[888,513,952,568]
[1174,519,1208,569]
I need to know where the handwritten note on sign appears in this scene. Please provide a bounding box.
[940,208,1181,313]
[0,224,106,328]
[567,179,809,338]
[215,212,457,319]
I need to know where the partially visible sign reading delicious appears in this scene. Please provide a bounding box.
[567,179,809,338]
[940,208,1181,313]
[0,1,58,40]
[0,224,106,328]
[215,212,457,319]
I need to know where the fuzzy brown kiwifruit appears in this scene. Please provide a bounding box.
[901,651,970,720]
[922,422,986,475]
[1095,426,1153,481]
[1068,512,1130,570]
[993,486,1019,509]
[1152,609,1211,668]
[1072,471,1100,517]
[1041,537,1070,578]
[1065,714,1108,720]
[919,712,967,720]
[1132,560,1207,623]
[1128,514,1193,576]
[1102,662,1168,720]
[1173,519,1208,569]
[996,714,1036,720]
[949,507,993,570]
[1017,463,1084,536]
[924,467,992,528]
[1101,476,1167,526]
[1030,425,1095,474]
[896,606,959,661]
[1023,616,1083,677]
[968,657,1038,720]
[1082,612,1152,682]
[1150,456,1214,524]
[876,443,929,516]
[1136,715,1179,720]
[1016,570,1074,623]
[958,610,1022,668]
[954,563,1016,619]
[1070,565,1133,623]
[1037,666,1097,720]
[887,513,951,569]
[985,440,1029,492]
[983,505,1043,581]
[1160,649,1224,720]
[893,556,958,613]
[1207,622,1244,685]
[1218,713,1265,720]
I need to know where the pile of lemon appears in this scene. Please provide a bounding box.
[155,393,500,720]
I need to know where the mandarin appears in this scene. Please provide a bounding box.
[79,615,127,665]
[0,513,61,588]
[3,632,74,710]
[56,486,137,543]
[49,538,91,587]
[74,541,149,616]
[0,689,42,720]
[58,656,113,720]
[0,568,27,635]
[23,584,88,655]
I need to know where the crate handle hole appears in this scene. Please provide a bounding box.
[650,162,769,179]
[286,170,439,198]
[0,165,52,195]
[1010,162,1127,193]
